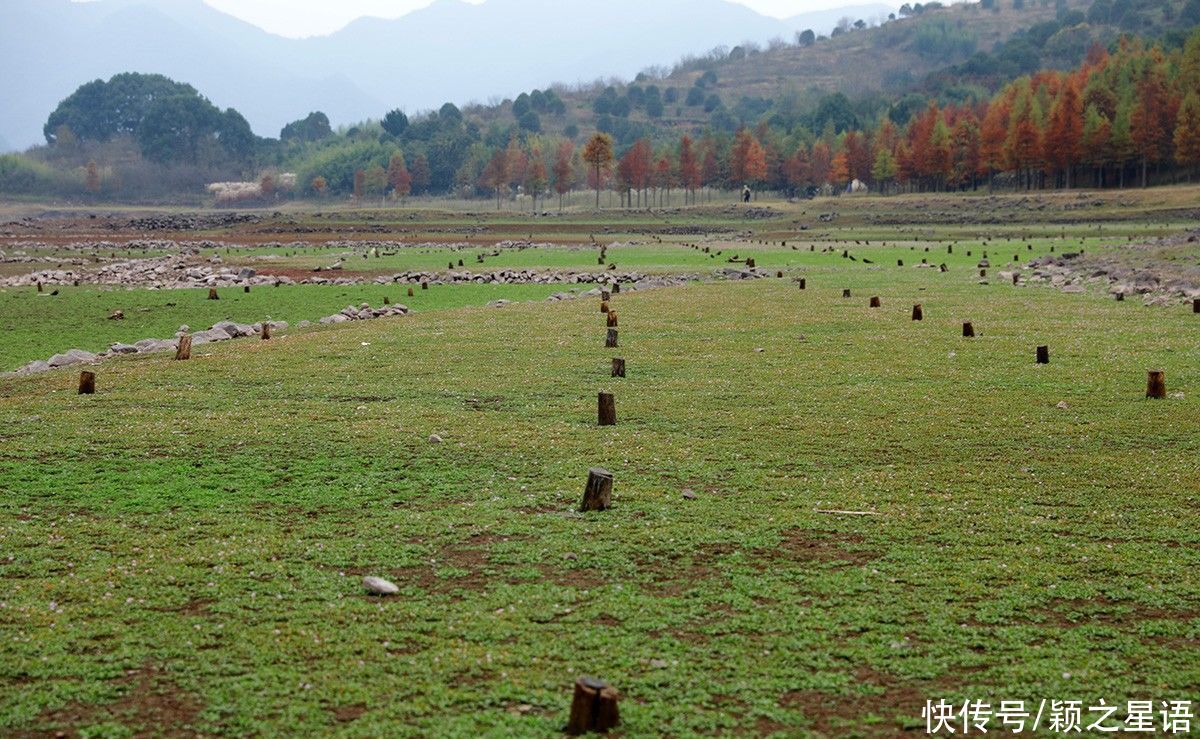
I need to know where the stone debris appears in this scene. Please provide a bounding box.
[362,576,399,596]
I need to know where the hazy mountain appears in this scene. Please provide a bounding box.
[0,0,893,152]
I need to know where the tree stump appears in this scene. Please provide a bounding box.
[897,259,903,267]
[207,288,219,301]
[979,269,987,278]
[408,287,415,297]
[600,301,609,314]
[421,281,428,290]
[261,322,271,341]
[1012,273,1019,285]
[947,245,953,253]
[776,270,783,278]
[962,321,975,337]
[869,296,881,308]
[842,289,851,298]
[798,278,806,290]
[612,358,625,378]
[605,328,618,348]
[912,304,923,321]
[244,285,250,293]
[78,371,95,395]
[175,335,192,361]
[1036,345,1049,364]
[746,257,756,268]
[383,296,390,305]
[579,471,614,513]
[601,290,610,301]
[1146,370,1166,399]
[1115,292,1124,302]
[597,256,605,265]
[565,676,620,734]
[612,283,620,294]
[940,264,947,272]
[37,282,43,293]
[1193,298,1199,314]
[597,392,616,426]
[606,311,618,327]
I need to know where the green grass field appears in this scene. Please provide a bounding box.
[1,194,1199,737]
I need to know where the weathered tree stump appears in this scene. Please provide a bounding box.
[1012,273,1019,285]
[408,287,415,297]
[175,335,192,361]
[869,296,881,308]
[947,245,953,253]
[244,285,250,293]
[939,264,947,272]
[383,296,390,305]
[842,289,851,298]
[601,290,610,301]
[606,311,618,327]
[421,281,428,290]
[597,256,605,265]
[1193,298,1199,314]
[448,261,454,269]
[597,392,616,426]
[458,259,464,266]
[207,288,219,300]
[912,304,923,321]
[962,321,975,337]
[600,301,610,314]
[776,270,783,278]
[979,269,987,278]
[261,322,271,341]
[78,371,95,395]
[605,328,618,348]
[569,677,620,734]
[1115,292,1124,302]
[612,283,620,294]
[746,257,756,269]
[897,259,904,266]
[37,281,43,293]
[612,358,625,378]
[799,278,806,290]
[1146,370,1166,399]
[1036,345,1049,364]
[580,471,614,513]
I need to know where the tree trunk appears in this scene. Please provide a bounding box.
[565,676,620,734]
[597,392,616,426]
[579,471,614,513]
[611,358,625,378]
[869,296,881,308]
[962,321,975,338]
[912,304,923,321]
[78,371,95,395]
[1036,345,1049,364]
[1146,370,1166,399]
[261,322,271,341]
[207,288,219,300]
[175,335,192,361]
[606,311,618,327]
[605,328,619,348]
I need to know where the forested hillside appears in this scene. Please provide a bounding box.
[1,0,1198,203]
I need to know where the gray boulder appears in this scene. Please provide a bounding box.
[47,349,96,368]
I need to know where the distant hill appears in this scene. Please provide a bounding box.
[0,0,893,151]
[466,0,1118,143]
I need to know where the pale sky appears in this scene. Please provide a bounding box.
[200,0,875,38]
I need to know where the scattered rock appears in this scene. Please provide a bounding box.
[429,434,443,443]
[1056,401,1070,410]
[362,576,399,596]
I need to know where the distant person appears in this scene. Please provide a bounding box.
[742,185,751,203]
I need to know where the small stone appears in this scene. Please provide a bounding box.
[563,552,578,561]
[1056,401,1069,410]
[362,576,399,595]
[754,347,764,353]
[682,489,698,500]
[649,658,668,669]
[429,434,443,443]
